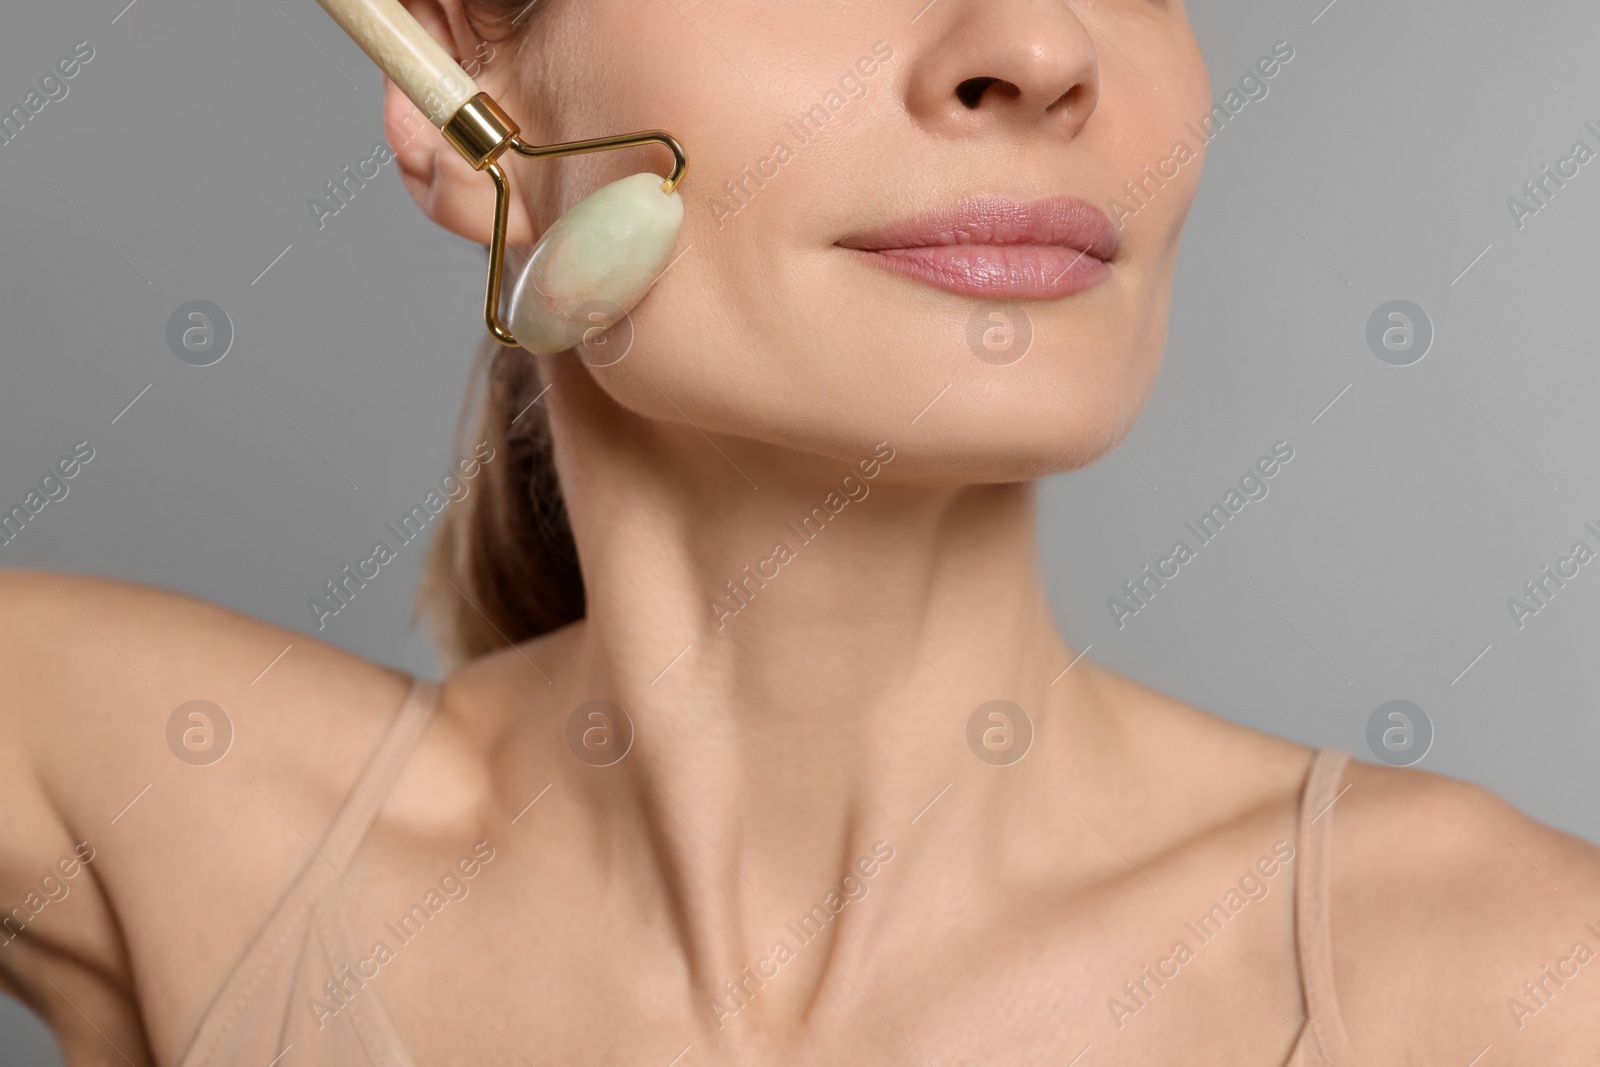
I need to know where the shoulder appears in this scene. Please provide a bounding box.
[1091,669,1600,1060]
[0,565,405,691]
[1326,757,1600,1063]
[1086,666,1318,838]
[0,568,413,1057]
[0,568,412,801]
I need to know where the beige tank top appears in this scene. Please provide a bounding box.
[174,680,1359,1065]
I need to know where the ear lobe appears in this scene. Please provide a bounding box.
[381,0,536,245]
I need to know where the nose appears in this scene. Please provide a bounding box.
[905,0,1100,140]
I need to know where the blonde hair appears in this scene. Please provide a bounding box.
[418,337,584,665]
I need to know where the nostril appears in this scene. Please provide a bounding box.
[956,76,1008,108]
[1051,82,1091,114]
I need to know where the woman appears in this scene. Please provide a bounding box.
[3,0,1597,1063]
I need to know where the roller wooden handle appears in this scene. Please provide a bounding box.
[314,0,480,125]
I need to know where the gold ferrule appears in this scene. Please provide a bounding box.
[441,93,520,170]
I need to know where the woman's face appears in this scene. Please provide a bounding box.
[496,0,1211,481]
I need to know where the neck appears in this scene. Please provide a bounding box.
[530,361,1110,1025]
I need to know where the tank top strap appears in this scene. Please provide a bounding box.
[176,676,440,1067]
[1289,748,1360,1065]
[315,676,441,874]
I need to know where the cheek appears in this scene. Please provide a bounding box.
[512,5,802,403]
[529,13,859,435]
[1104,37,1213,259]
[536,6,1211,479]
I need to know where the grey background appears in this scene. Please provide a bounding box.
[3,0,1598,1059]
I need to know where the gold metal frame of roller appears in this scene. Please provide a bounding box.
[439,93,688,348]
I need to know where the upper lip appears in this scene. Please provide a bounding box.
[836,196,1119,262]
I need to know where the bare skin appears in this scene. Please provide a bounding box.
[4,0,1600,1063]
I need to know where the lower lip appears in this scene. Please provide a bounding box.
[842,244,1111,299]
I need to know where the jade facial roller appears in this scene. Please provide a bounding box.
[312,0,686,355]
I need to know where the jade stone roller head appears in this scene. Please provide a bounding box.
[313,0,686,356]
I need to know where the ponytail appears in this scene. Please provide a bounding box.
[418,338,584,664]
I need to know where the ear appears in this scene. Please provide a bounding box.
[383,0,536,244]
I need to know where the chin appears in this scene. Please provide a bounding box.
[888,387,1155,484]
[830,320,1169,486]
[690,361,1157,486]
